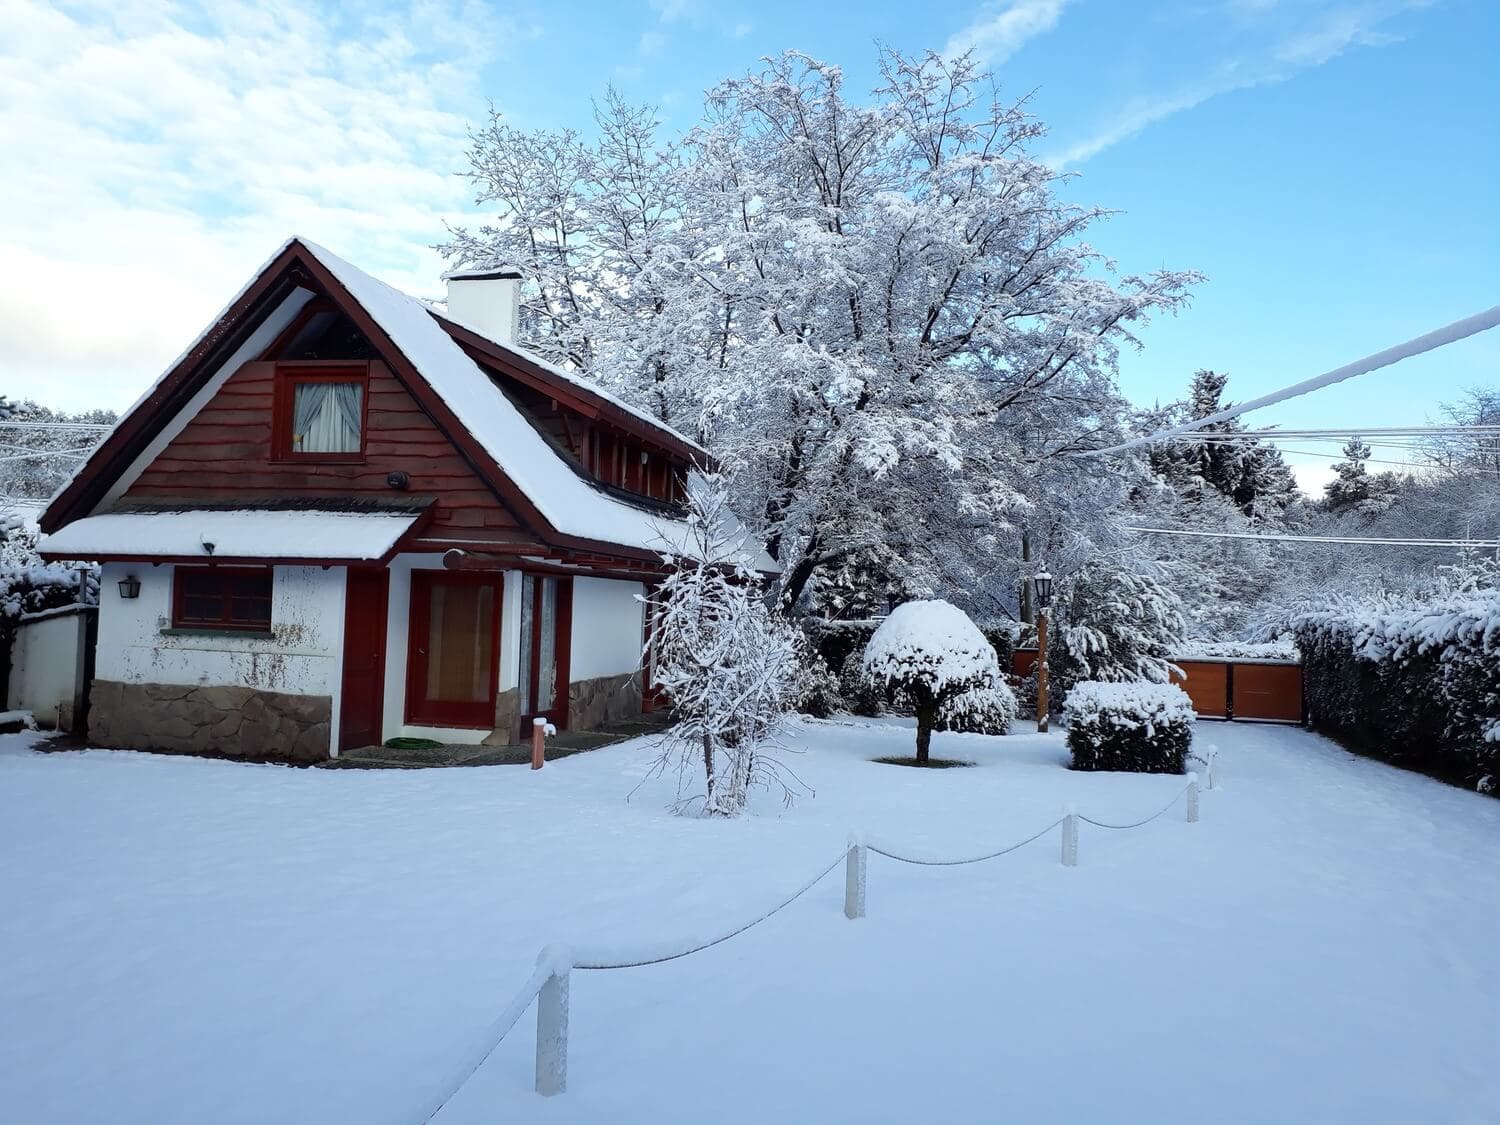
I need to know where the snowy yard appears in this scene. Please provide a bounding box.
[3,720,1498,1124]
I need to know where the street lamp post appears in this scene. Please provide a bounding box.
[1033,570,1054,733]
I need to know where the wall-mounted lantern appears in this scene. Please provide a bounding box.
[117,575,141,600]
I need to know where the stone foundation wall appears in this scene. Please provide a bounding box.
[89,679,332,764]
[567,672,642,732]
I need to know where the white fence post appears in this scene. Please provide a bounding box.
[1061,811,1078,867]
[1207,750,1219,791]
[1186,773,1200,824]
[535,948,571,1096]
[844,836,867,920]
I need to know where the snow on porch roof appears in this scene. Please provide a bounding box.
[298,239,776,571]
[38,510,423,563]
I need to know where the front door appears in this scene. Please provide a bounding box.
[406,571,502,728]
[339,568,389,752]
[518,574,572,730]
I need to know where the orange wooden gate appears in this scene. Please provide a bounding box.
[1012,651,1303,724]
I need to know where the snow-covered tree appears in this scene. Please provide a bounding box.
[0,402,115,501]
[1324,437,1401,517]
[1047,561,1186,695]
[645,475,800,815]
[444,49,1199,612]
[861,599,1005,763]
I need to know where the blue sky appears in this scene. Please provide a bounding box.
[1,0,1495,492]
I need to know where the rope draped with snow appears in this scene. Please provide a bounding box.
[570,852,848,970]
[1076,780,1195,830]
[863,817,1066,866]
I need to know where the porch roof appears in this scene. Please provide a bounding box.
[38,509,423,564]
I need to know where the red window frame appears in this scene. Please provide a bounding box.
[171,567,274,632]
[404,571,504,729]
[270,363,370,463]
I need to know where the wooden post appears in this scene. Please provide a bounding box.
[532,717,546,770]
[844,838,867,920]
[535,961,570,1096]
[1036,609,1050,733]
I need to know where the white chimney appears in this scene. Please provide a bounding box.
[442,265,523,347]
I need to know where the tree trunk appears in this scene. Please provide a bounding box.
[915,702,935,763]
[703,730,717,811]
[1019,531,1034,625]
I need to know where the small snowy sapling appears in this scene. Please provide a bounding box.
[862,600,1004,763]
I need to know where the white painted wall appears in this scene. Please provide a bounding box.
[569,577,645,681]
[96,562,346,735]
[8,608,91,730]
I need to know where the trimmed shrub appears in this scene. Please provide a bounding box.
[838,649,886,716]
[1289,592,1500,791]
[1065,681,1195,773]
[936,683,1017,735]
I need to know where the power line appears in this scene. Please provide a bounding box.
[0,421,112,432]
[1124,525,1500,548]
[1159,424,1500,441]
[1079,304,1500,458]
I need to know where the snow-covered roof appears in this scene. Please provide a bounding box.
[299,240,771,568]
[38,510,422,562]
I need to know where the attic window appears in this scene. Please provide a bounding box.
[272,367,368,460]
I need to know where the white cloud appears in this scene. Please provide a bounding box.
[639,29,666,55]
[945,0,1071,64]
[732,21,753,39]
[0,0,537,412]
[1045,0,1433,168]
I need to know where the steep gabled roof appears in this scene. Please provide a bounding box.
[41,238,775,571]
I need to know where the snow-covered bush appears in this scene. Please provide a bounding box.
[1064,682,1195,773]
[838,649,886,717]
[645,476,800,816]
[0,512,97,624]
[791,648,843,719]
[935,683,1017,736]
[1289,590,1500,792]
[862,600,1004,762]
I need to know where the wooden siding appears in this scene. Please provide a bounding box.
[124,360,526,539]
[1232,663,1304,723]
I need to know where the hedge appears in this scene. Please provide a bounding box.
[1064,682,1195,773]
[1289,592,1500,792]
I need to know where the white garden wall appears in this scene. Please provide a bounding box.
[569,577,645,681]
[96,561,346,699]
[7,606,92,730]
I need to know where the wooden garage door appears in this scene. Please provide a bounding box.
[1232,662,1303,722]
[1171,661,1229,719]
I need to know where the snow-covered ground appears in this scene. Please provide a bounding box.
[2,719,1497,1124]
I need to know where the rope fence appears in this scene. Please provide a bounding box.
[420,763,1218,1121]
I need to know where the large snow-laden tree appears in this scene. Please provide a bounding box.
[444,49,1200,611]
[644,474,801,816]
[862,599,1004,763]
[1045,561,1186,698]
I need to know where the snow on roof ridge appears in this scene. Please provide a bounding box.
[295,239,772,569]
[296,238,706,457]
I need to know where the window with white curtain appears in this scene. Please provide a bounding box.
[290,380,363,454]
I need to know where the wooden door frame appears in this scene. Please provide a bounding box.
[518,572,573,731]
[339,567,389,752]
[404,569,503,729]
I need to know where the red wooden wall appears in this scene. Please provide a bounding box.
[125,360,526,541]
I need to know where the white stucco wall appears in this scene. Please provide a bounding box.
[96,561,346,700]
[569,577,645,682]
[8,608,91,730]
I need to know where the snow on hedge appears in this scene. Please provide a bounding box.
[1175,638,1300,662]
[1064,682,1197,733]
